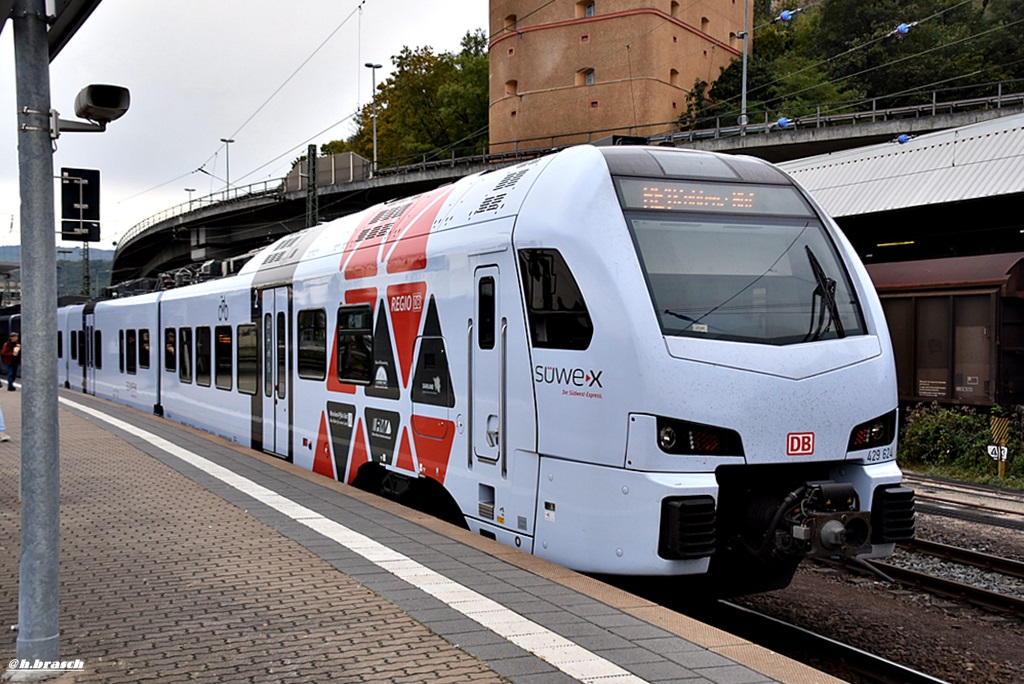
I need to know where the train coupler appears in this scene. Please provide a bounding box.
[775,481,872,559]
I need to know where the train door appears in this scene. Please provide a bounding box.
[469,260,539,542]
[84,312,96,395]
[261,287,291,458]
[472,266,502,467]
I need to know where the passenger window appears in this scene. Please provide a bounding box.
[71,331,78,361]
[215,325,232,390]
[164,328,177,372]
[196,326,211,387]
[236,323,258,395]
[139,328,150,369]
[478,277,496,350]
[297,308,327,380]
[518,249,594,350]
[264,314,273,398]
[179,327,193,384]
[78,330,85,367]
[126,329,137,375]
[117,330,123,371]
[58,331,63,358]
[94,330,102,370]
[337,305,373,384]
[276,313,286,400]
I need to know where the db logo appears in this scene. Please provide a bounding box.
[787,432,815,456]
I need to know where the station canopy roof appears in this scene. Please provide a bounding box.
[779,112,1024,218]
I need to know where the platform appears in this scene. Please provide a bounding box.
[0,387,841,683]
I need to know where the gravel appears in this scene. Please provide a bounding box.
[884,548,1024,602]
[733,508,1024,684]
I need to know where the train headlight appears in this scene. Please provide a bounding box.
[656,417,744,457]
[658,425,677,450]
[847,410,897,451]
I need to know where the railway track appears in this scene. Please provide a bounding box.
[903,538,1024,580]
[694,476,1024,681]
[689,601,948,684]
[905,473,1024,531]
[854,538,1024,616]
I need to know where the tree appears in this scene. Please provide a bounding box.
[975,0,1024,82]
[810,0,990,106]
[693,0,1017,128]
[677,78,717,130]
[321,30,489,165]
[702,8,865,126]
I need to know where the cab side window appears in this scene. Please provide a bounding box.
[518,249,593,350]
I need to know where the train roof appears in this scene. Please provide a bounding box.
[597,146,792,184]
[866,252,1024,295]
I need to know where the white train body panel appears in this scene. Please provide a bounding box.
[58,145,914,588]
[157,278,256,444]
[90,293,162,411]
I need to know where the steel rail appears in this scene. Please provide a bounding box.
[703,601,950,684]
[903,538,1024,580]
[866,559,1024,616]
[915,493,1023,518]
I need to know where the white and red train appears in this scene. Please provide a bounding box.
[58,145,914,592]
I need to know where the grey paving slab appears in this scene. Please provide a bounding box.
[24,390,833,684]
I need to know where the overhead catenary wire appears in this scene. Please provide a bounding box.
[130,1,369,207]
[721,14,1024,124]
[710,0,983,118]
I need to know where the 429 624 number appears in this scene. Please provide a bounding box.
[866,445,894,462]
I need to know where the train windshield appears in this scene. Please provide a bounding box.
[616,178,865,346]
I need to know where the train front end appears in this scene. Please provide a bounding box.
[518,145,915,593]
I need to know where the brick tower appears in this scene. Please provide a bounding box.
[489,1,749,151]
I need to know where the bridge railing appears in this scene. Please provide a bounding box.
[657,78,1024,142]
[118,79,1024,258]
[117,179,284,250]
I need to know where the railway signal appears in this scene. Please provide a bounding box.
[990,416,1009,477]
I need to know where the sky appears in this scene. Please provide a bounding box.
[0,0,489,248]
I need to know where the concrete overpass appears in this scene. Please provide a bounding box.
[111,98,1024,287]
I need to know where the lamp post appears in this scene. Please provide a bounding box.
[185,187,195,211]
[364,62,382,176]
[219,138,234,197]
[738,0,749,135]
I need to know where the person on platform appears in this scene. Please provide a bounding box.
[1,332,21,391]
[0,400,9,441]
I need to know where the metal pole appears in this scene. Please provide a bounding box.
[220,137,234,198]
[305,144,318,228]
[365,62,381,176]
[82,242,90,297]
[371,74,377,173]
[13,0,61,664]
[739,0,749,135]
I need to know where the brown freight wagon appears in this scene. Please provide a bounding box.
[866,253,1024,407]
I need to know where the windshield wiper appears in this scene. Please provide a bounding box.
[803,245,846,342]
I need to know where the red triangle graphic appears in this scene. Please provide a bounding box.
[386,282,427,388]
[411,417,456,484]
[385,185,455,274]
[312,411,336,479]
[346,418,370,484]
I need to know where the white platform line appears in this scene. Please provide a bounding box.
[61,397,651,684]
